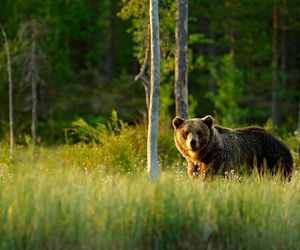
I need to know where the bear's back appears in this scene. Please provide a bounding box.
[212,125,293,177]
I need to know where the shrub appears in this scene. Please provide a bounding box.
[64,112,183,174]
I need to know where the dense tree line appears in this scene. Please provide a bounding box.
[0,0,299,144]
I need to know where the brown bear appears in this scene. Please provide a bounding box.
[172,115,293,179]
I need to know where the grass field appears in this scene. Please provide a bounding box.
[0,144,299,250]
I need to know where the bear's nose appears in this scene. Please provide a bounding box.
[190,139,197,149]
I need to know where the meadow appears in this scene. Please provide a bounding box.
[0,120,299,250]
[1,1,300,249]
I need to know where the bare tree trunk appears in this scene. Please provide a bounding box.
[208,28,217,94]
[148,0,160,181]
[226,0,236,61]
[32,75,38,156]
[31,30,38,157]
[280,0,287,93]
[272,4,280,127]
[229,18,235,61]
[175,0,188,119]
[106,0,115,82]
[1,24,14,160]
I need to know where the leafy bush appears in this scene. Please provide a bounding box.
[285,133,300,170]
[65,118,104,144]
[63,111,182,174]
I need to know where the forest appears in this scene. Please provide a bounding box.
[0,0,299,143]
[0,0,300,249]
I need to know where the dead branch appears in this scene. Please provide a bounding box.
[134,24,150,111]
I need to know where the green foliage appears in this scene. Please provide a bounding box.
[67,110,129,143]
[97,71,146,120]
[119,0,177,122]
[188,94,198,118]
[65,112,180,174]
[285,133,300,165]
[66,118,104,144]
[208,54,246,126]
[189,33,212,45]
[0,0,300,143]
[263,118,276,134]
[159,83,173,120]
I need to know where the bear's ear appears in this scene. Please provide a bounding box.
[172,117,185,129]
[202,115,214,128]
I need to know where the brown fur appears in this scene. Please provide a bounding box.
[172,115,293,179]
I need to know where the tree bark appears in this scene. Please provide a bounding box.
[208,28,217,94]
[106,0,115,82]
[175,0,188,119]
[0,24,14,160]
[229,14,235,60]
[280,0,287,93]
[148,0,160,181]
[272,4,280,127]
[228,0,236,65]
[31,28,38,157]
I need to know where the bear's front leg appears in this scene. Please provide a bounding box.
[187,161,200,178]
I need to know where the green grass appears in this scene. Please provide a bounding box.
[0,144,300,249]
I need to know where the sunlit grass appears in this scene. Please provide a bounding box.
[0,145,299,249]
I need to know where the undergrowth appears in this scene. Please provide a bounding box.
[0,113,299,249]
[0,164,299,249]
[61,111,184,174]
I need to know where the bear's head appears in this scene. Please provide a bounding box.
[172,115,214,153]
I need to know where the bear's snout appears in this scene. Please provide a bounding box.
[190,139,197,150]
[186,134,199,151]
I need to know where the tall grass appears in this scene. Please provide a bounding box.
[0,119,299,249]
[0,158,300,249]
[64,114,182,174]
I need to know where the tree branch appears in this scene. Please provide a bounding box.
[134,25,150,111]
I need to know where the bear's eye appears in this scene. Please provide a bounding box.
[183,131,189,139]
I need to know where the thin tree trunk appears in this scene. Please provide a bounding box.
[0,24,14,160]
[229,19,235,60]
[228,0,236,62]
[280,0,287,92]
[148,0,160,181]
[106,0,115,82]
[272,4,280,127]
[31,32,38,156]
[175,0,188,119]
[224,0,236,61]
[32,77,38,156]
[208,28,216,94]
